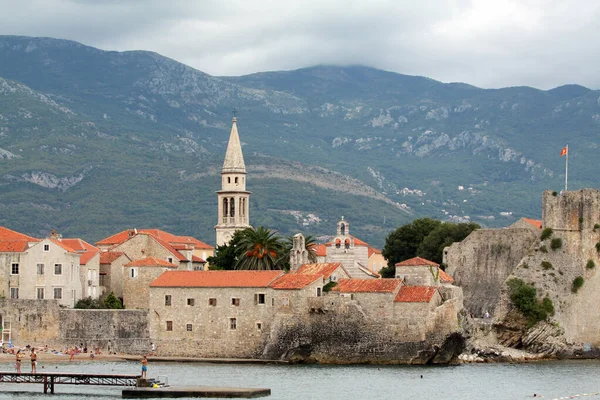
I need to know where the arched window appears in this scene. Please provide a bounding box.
[223,198,229,217]
[344,239,350,249]
[340,223,346,236]
[230,197,235,217]
[335,238,341,249]
[235,177,239,184]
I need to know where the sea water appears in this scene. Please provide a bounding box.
[0,359,599,399]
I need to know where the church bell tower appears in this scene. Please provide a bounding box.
[215,117,252,246]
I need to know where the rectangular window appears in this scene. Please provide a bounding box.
[282,297,290,306]
[167,257,173,263]
[130,268,138,279]
[317,287,322,297]
[37,263,45,275]
[165,295,172,306]
[208,298,217,306]
[255,293,265,305]
[53,288,62,299]
[43,244,50,252]
[231,298,240,306]
[54,264,62,275]
[11,263,19,275]
[10,287,18,299]
[166,321,173,331]
[230,318,237,330]
[256,322,262,330]
[186,323,193,332]
[187,298,195,306]
[37,287,44,299]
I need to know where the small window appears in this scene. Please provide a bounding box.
[282,297,290,306]
[235,177,238,184]
[187,298,195,306]
[227,177,231,183]
[43,244,50,252]
[186,323,193,332]
[255,293,265,305]
[10,287,18,299]
[37,287,44,300]
[317,287,322,297]
[166,321,173,331]
[256,322,262,330]
[53,288,62,299]
[167,257,173,264]
[208,298,217,306]
[271,297,275,306]
[54,264,62,275]
[37,263,45,275]
[11,263,19,275]
[130,267,138,278]
[231,298,240,306]
[230,318,237,330]
[165,295,172,306]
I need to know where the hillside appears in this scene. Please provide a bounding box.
[1,35,599,247]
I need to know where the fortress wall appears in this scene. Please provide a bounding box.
[542,189,600,231]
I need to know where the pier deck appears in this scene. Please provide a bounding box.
[0,371,139,393]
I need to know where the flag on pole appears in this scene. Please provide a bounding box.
[560,146,568,157]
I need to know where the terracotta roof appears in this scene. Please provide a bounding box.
[191,255,206,263]
[0,226,39,242]
[523,218,543,229]
[0,241,29,252]
[62,238,100,265]
[368,246,382,258]
[439,269,454,283]
[314,244,327,257]
[100,251,126,264]
[96,229,213,250]
[270,273,323,290]
[295,263,345,279]
[394,286,438,303]
[125,257,178,268]
[331,278,402,293]
[49,239,78,254]
[150,270,283,288]
[395,257,439,267]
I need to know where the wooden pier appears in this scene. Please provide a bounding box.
[0,371,139,394]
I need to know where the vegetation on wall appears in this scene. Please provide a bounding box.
[541,261,553,270]
[541,228,553,241]
[507,278,555,327]
[586,260,595,269]
[550,238,563,251]
[572,276,584,293]
[74,292,123,309]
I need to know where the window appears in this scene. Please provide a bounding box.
[230,318,237,330]
[186,324,193,332]
[10,287,18,299]
[227,177,231,183]
[54,264,62,275]
[272,298,275,306]
[37,263,45,275]
[282,297,290,306]
[208,298,217,306]
[187,298,195,306]
[53,288,62,299]
[36,287,44,300]
[231,298,240,306]
[235,177,238,184]
[130,268,138,279]
[317,287,322,297]
[256,322,262,330]
[167,257,173,264]
[43,244,50,252]
[11,263,19,275]
[166,321,173,331]
[255,293,265,305]
[165,295,172,306]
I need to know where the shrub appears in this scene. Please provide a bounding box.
[539,245,548,253]
[541,228,553,241]
[552,191,558,196]
[74,297,104,309]
[550,238,562,251]
[541,261,553,270]
[579,217,584,224]
[596,242,600,253]
[323,281,338,292]
[104,292,123,309]
[522,263,529,269]
[586,260,595,269]
[594,223,600,231]
[572,276,584,293]
[507,278,555,326]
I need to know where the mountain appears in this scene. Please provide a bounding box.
[1,35,599,248]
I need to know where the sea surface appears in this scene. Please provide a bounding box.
[0,359,599,399]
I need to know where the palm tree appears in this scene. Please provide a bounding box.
[235,227,286,270]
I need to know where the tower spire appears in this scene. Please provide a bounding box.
[222,117,246,174]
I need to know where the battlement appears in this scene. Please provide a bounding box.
[542,188,600,231]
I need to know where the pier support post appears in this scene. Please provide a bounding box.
[43,376,48,394]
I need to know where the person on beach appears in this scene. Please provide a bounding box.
[31,349,37,373]
[141,355,148,379]
[16,350,22,373]
[69,348,75,361]
[151,342,155,356]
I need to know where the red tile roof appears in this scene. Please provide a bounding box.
[270,273,323,290]
[150,270,284,288]
[523,218,543,229]
[100,251,126,264]
[295,263,345,279]
[49,239,78,254]
[96,228,213,250]
[314,244,327,257]
[0,226,39,242]
[191,255,206,263]
[368,246,382,258]
[395,257,439,267]
[0,241,29,252]
[331,278,402,293]
[394,286,438,303]
[125,257,178,268]
[439,269,454,283]
[325,235,369,248]
[62,238,100,265]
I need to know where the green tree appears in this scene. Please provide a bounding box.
[206,230,244,270]
[417,222,480,264]
[74,296,103,309]
[235,226,286,270]
[104,291,123,309]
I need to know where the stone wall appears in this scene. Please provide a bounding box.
[542,189,600,231]
[444,228,538,316]
[0,299,61,345]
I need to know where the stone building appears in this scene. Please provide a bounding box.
[294,262,350,284]
[99,251,131,299]
[123,257,178,309]
[395,256,454,286]
[62,237,101,299]
[215,117,251,246]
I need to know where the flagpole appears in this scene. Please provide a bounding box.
[565,144,568,191]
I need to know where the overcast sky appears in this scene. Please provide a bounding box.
[1,0,598,89]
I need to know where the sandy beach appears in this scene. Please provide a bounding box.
[0,351,135,364]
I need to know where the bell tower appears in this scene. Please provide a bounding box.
[215,117,251,246]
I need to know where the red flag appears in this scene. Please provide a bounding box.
[560,147,568,157]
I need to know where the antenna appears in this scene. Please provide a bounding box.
[232,107,237,118]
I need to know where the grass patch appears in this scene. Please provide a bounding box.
[572,276,584,293]
[539,245,548,253]
[586,260,595,269]
[550,238,562,250]
[541,261,553,270]
[522,263,529,269]
[594,223,600,231]
[541,228,553,241]
[507,278,555,327]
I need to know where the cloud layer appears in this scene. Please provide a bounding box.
[1,0,598,89]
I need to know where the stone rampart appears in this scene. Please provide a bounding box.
[542,189,600,231]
